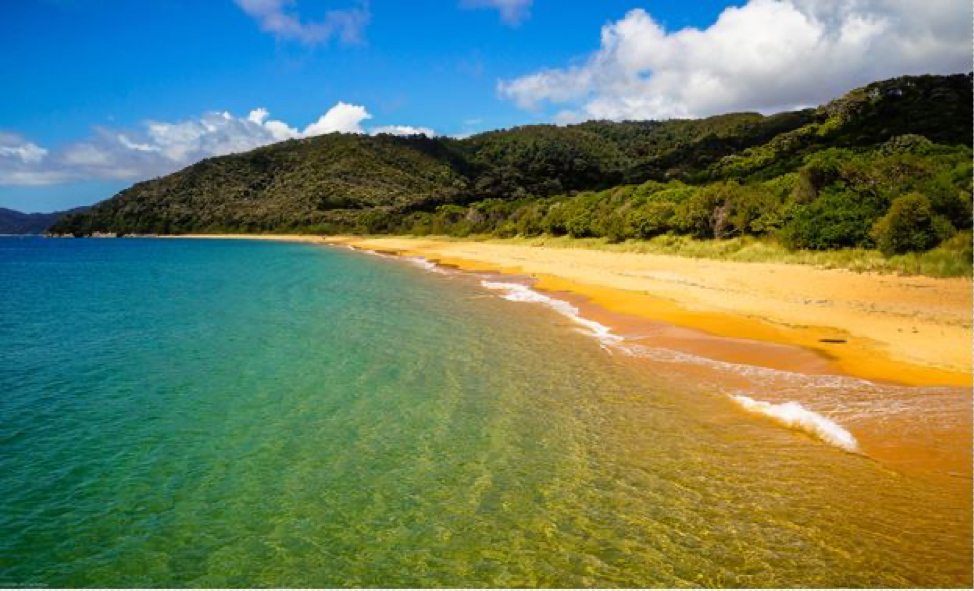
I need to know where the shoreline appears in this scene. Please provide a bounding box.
[154,233,971,480]
[162,233,972,387]
[324,234,972,483]
[328,235,972,388]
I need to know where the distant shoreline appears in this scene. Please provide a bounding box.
[155,233,330,244]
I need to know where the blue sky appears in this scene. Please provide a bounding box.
[1,0,969,212]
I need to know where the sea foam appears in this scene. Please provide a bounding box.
[404,256,448,274]
[731,394,859,452]
[480,281,622,347]
[619,342,874,391]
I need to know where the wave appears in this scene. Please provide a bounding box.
[359,248,393,258]
[480,281,622,347]
[619,342,876,391]
[404,256,448,274]
[731,394,859,452]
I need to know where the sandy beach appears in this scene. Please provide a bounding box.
[316,236,971,387]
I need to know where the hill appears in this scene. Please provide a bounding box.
[50,73,972,260]
[0,206,89,234]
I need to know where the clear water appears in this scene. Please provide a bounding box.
[0,237,969,587]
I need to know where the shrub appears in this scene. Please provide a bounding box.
[870,192,954,256]
[674,185,722,237]
[781,189,885,250]
[627,200,677,238]
[729,185,782,234]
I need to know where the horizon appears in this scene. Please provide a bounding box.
[2,0,971,213]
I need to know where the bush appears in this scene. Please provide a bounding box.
[627,200,677,238]
[674,185,721,237]
[870,192,954,256]
[781,189,885,250]
[729,185,783,234]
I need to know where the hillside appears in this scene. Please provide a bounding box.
[51,73,972,260]
[0,206,88,234]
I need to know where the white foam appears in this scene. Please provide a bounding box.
[619,342,874,391]
[404,256,447,274]
[731,394,859,452]
[480,281,622,347]
[360,249,392,258]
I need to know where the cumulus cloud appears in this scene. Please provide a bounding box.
[499,0,972,120]
[460,0,532,26]
[0,102,430,186]
[235,0,369,46]
[304,101,372,135]
[370,125,436,137]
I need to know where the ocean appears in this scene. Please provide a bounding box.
[0,236,969,587]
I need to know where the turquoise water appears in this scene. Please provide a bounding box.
[0,236,969,587]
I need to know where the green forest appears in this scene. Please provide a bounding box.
[51,73,973,268]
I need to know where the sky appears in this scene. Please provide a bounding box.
[1,0,970,212]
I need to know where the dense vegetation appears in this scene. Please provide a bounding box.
[52,74,972,269]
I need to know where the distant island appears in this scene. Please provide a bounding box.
[0,206,88,235]
[51,74,972,265]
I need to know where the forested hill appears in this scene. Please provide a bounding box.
[51,73,972,258]
[0,206,88,235]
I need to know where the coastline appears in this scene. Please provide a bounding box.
[164,233,972,387]
[144,234,974,482]
[329,235,972,387]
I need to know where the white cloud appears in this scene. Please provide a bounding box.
[117,134,158,152]
[0,134,55,185]
[370,125,436,137]
[0,143,47,164]
[62,144,114,167]
[247,109,302,141]
[0,133,48,165]
[499,0,972,121]
[304,101,372,135]
[235,0,369,46]
[460,0,532,26]
[0,103,437,186]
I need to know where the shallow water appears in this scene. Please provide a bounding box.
[0,236,969,587]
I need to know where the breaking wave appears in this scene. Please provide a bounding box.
[619,342,875,391]
[731,394,859,452]
[404,256,448,274]
[480,281,622,347]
